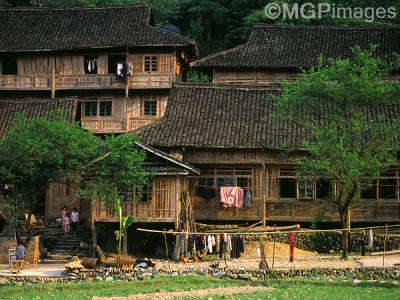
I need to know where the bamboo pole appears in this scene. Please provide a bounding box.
[272,224,276,269]
[137,224,400,236]
[383,224,388,267]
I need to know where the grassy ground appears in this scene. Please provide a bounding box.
[1,275,398,300]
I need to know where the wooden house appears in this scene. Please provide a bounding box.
[136,83,400,224]
[0,5,200,228]
[0,5,196,134]
[191,25,400,84]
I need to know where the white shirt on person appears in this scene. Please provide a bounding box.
[71,211,79,223]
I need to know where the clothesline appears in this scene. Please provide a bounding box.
[137,224,400,236]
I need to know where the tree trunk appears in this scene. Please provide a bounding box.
[339,207,351,259]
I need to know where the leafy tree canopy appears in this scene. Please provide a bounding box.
[273,46,400,256]
[0,112,147,226]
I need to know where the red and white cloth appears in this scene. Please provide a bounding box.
[220,187,244,208]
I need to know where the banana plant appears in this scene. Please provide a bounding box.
[114,198,135,266]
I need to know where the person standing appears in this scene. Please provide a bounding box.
[71,207,79,236]
[62,206,68,220]
[63,212,71,234]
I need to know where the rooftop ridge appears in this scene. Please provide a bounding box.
[0,4,149,11]
[173,82,281,91]
[253,23,400,29]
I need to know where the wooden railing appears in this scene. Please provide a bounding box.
[94,178,177,223]
[129,74,172,89]
[81,118,125,133]
[266,199,400,222]
[192,197,264,221]
[94,201,175,223]
[0,73,173,90]
[55,75,123,89]
[0,75,50,89]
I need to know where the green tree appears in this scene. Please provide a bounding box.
[0,112,99,229]
[0,112,148,253]
[273,47,400,258]
[79,134,148,258]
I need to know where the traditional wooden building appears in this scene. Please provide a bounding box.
[136,83,400,224]
[0,5,199,226]
[0,5,196,134]
[191,25,400,84]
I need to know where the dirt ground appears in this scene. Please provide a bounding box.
[92,286,273,300]
[0,254,398,277]
[241,241,317,259]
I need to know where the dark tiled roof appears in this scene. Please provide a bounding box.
[0,97,77,138]
[191,25,400,69]
[136,83,299,149]
[136,83,400,150]
[0,5,195,52]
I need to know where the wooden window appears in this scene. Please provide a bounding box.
[144,56,158,72]
[196,178,215,200]
[99,101,112,116]
[280,178,297,198]
[195,168,252,200]
[379,178,397,200]
[144,100,157,117]
[2,55,17,75]
[136,179,153,202]
[84,55,98,74]
[108,54,126,74]
[316,179,332,200]
[84,101,98,117]
[299,179,313,200]
[361,179,377,199]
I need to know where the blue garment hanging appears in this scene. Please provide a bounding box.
[245,190,251,208]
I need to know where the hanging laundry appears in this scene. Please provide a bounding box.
[245,190,251,208]
[227,234,232,252]
[220,187,244,208]
[368,229,374,248]
[127,62,133,76]
[212,235,216,246]
[207,235,213,253]
[289,230,295,262]
[216,235,220,253]
[256,247,261,257]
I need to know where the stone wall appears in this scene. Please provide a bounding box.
[2,266,399,285]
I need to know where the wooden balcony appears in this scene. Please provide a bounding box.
[129,74,172,89]
[193,196,264,221]
[55,75,124,89]
[266,199,400,223]
[0,74,173,91]
[0,75,50,90]
[81,118,126,133]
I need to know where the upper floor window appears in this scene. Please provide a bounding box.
[84,56,98,74]
[144,100,157,117]
[299,179,313,200]
[108,54,126,74]
[1,56,18,75]
[84,100,112,117]
[144,56,158,72]
[136,179,153,202]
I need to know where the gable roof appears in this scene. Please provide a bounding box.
[135,140,200,174]
[191,24,400,69]
[0,97,77,138]
[135,83,400,150]
[0,5,195,52]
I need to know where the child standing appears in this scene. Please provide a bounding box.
[63,212,71,234]
[71,207,79,235]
